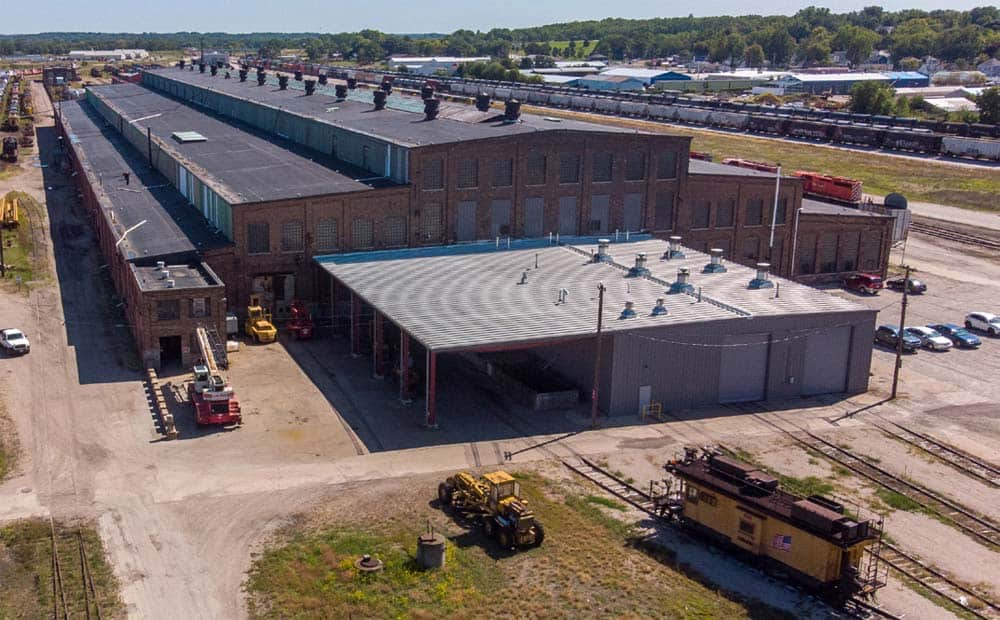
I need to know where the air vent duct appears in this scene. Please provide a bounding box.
[668,268,694,294]
[178,60,186,69]
[651,298,668,316]
[199,63,206,74]
[627,253,650,278]
[278,75,289,90]
[748,262,774,289]
[619,300,637,320]
[294,70,303,81]
[373,90,387,110]
[703,248,727,273]
[256,70,266,86]
[238,69,247,82]
[421,84,434,99]
[304,79,316,95]
[475,93,491,112]
[318,73,328,85]
[662,235,685,260]
[346,77,357,89]
[504,99,521,123]
[381,81,392,95]
[210,65,218,76]
[592,238,612,263]
[423,98,440,120]
[335,84,347,100]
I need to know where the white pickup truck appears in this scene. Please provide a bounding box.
[0,328,30,354]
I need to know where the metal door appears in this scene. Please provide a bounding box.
[623,193,643,232]
[524,197,544,237]
[558,197,578,235]
[490,200,511,237]
[589,195,610,234]
[638,385,652,414]
[718,334,768,403]
[456,201,477,242]
[801,326,850,396]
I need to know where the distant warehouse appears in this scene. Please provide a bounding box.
[776,72,892,95]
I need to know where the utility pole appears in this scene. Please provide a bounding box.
[768,163,782,259]
[890,265,911,400]
[0,225,5,277]
[590,282,606,429]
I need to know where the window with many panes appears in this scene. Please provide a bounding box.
[314,218,338,252]
[526,151,546,185]
[422,158,444,190]
[690,200,710,229]
[281,220,304,252]
[351,218,374,249]
[625,152,646,181]
[592,152,613,182]
[559,153,580,184]
[492,158,513,187]
[654,192,674,230]
[775,197,787,225]
[716,198,735,227]
[191,297,209,318]
[384,216,407,247]
[421,204,443,242]
[745,198,764,226]
[657,151,677,179]
[457,159,478,188]
[247,222,269,254]
[157,300,179,321]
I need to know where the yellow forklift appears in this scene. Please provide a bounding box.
[244,295,277,343]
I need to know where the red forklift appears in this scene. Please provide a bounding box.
[286,300,314,339]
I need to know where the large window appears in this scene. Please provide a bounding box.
[351,218,374,249]
[657,152,677,179]
[526,151,546,185]
[654,192,674,230]
[742,236,760,262]
[156,300,179,321]
[314,218,338,252]
[457,159,479,188]
[422,158,444,190]
[281,220,304,252]
[492,158,513,187]
[625,152,646,181]
[247,222,270,255]
[421,204,443,242]
[559,153,580,184]
[191,297,209,318]
[592,152,613,183]
[690,200,710,229]
[775,197,787,225]
[717,198,735,228]
[745,198,764,226]
[384,216,407,247]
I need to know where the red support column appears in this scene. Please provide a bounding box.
[425,350,438,428]
[372,310,384,378]
[350,292,361,356]
[399,331,412,403]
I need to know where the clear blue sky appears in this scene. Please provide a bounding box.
[2,0,989,35]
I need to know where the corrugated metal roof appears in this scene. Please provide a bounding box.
[783,72,890,83]
[801,199,891,218]
[316,237,868,352]
[601,68,672,79]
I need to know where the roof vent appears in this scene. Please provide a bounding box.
[668,268,694,294]
[662,235,685,260]
[619,300,637,320]
[592,238,612,263]
[557,288,569,304]
[178,59,186,69]
[318,73,328,85]
[278,75,289,90]
[421,84,434,99]
[518,270,528,285]
[210,65,218,76]
[172,131,207,143]
[199,63,206,74]
[256,70,266,86]
[749,262,774,289]
[373,90,387,110]
[304,79,316,95]
[703,248,727,273]
[627,253,650,277]
[651,297,668,316]
[238,69,247,82]
[160,269,170,280]
[423,98,440,120]
[156,260,165,271]
[224,71,231,79]
[504,99,522,123]
[334,84,347,100]
[346,77,357,89]
[166,279,175,288]
[381,81,392,95]
[475,93,491,112]
[294,70,303,81]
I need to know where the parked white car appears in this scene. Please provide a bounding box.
[965,312,1000,337]
[905,326,953,351]
[0,328,30,354]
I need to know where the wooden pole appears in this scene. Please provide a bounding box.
[891,265,911,400]
[590,283,606,429]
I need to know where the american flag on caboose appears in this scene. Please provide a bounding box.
[772,534,792,552]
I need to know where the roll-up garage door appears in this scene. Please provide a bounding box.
[718,334,768,403]
[801,326,850,395]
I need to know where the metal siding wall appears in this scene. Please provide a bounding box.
[718,334,769,403]
[801,326,850,395]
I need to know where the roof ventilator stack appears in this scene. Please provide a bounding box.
[651,297,668,316]
[294,70,303,81]
[278,75,289,90]
[199,63,206,74]
[256,70,266,86]
[318,73,328,85]
[703,248,727,273]
[238,69,247,82]
[210,65,218,76]
[421,84,434,100]
[335,84,347,100]
[748,263,774,289]
[304,79,316,95]
[503,99,521,124]
[346,77,357,89]
[619,300,637,320]
[189,63,195,71]
[423,98,440,120]
[627,253,650,278]
[373,90,387,110]
[592,238,612,263]
[177,59,185,69]
[224,70,231,79]
[475,93,491,112]
[668,268,694,295]
[381,80,392,94]
[662,235,685,260]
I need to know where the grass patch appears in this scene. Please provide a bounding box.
[900,575,983,620]
[1,191,47,287]
[0,386,16,480]
[720,446,835,498]
[246,473,752,619]
[0,519,124,619]
[583,494,628,512]
[520,106,1000,212]
[874,488,923,513]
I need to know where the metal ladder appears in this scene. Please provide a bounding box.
[204,326,228,369]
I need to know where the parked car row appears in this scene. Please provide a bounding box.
[875,313,997,353]
[844,274,929,296]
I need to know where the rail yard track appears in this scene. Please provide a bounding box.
[909,221,1000,251]
[870,419,1000,488]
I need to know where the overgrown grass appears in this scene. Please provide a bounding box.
[521,106,1000,211]
[582,494,628,512]
[1,191,47,286]
[874,488,924,513]
[723,446,835,498]
[0,387,15,480]
[246,474,752,619]
[0,519,124,619]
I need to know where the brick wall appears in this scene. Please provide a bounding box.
[794,212,894,284]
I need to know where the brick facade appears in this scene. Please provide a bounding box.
[794,212,893,283]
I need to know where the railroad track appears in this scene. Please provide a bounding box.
[562,456,662,517]
[873,541,1000,620]
[752,414,1000,551]
[50,522,104,620]
[909,221,1000,251]
[871,419,1000,488]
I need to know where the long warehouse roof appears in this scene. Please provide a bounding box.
[316,236,869,352]
[143,68,650,148]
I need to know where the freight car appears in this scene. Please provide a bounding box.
[794,171,863,205]
[661,448,883,600]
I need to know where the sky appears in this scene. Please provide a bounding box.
[2,0,991,35]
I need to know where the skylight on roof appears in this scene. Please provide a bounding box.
[172,131,207,143]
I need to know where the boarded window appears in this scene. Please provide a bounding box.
[860,231,881,271]
[745,198,764,226]
[625,152,646,181]
[819,233,838,273]
[775,197,787,225]
[558,196,578,234]
[491,200,512,237]
[247,222,269,254]
[421,204,443,242]
[690,200,710,229]
[457,159,478,188]
[559,153,580,184]
[657,151,677,179]
[157,300,179,321]
[589,195,610,234]
[799,234,817,274]
[592,152,613,182]
[384,216,407,247]
[351,218,374,249]
[492,158,513,187]
[524,197,544,237]
[281,220,304,252]
[422,158,444,190]
[314,218,338,252]
[623,193,642,231]
[456,201,477,242]
[717,198,735,227]
[742,236,760,262]
[191,297,209,318]
[526,151,546,185]
[654,192,674,230]
[840,232,860,272]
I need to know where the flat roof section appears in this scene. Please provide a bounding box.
[688,159,776,178]
[801,199,892,218]
[60,99,230,262]
[87,83,392,204]
[133,262,222,291]
[143,68,648,148]
[316,237,869,353]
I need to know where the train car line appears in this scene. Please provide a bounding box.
[870,419,1000,488]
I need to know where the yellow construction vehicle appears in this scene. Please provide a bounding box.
[1,194,18,228]
[244,300,277,343]
[438,471,545,550]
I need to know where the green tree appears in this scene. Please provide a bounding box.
[849,80,896,115]
[898,56,921,70]
[977,87,1000,125]
[744,43,766,69]
[799,27,833,66]
[709,33,746,70]
[258,39,285,60]
[936,26,983,63]
[760,26,795,67]
[891,19,936,61]
[835,25,880,67]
